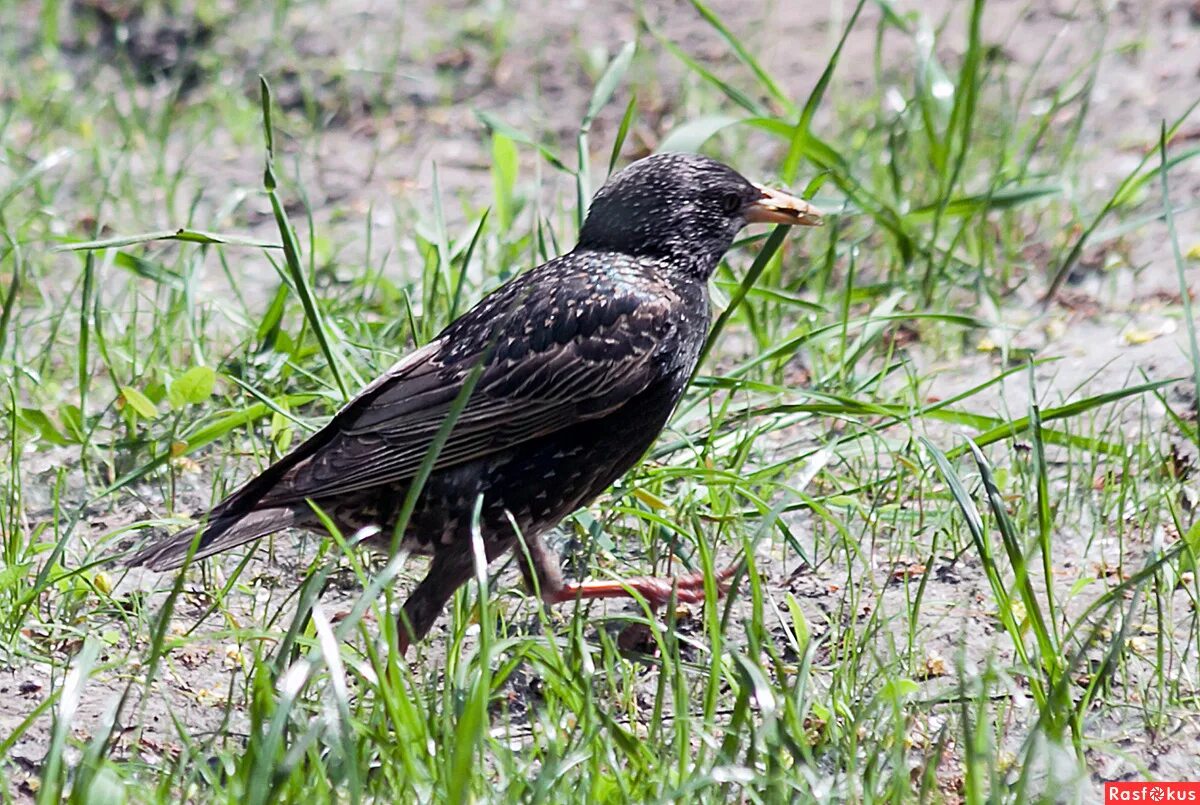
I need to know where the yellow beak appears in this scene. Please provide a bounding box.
[744,184,824,226]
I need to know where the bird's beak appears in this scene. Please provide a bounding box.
[744,184,824,226]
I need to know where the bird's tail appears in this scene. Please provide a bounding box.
[125,507,299,571]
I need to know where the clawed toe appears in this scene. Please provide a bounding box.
[545,562,742,609]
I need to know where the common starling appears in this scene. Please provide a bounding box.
[127,153,822,649]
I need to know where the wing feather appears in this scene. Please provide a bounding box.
[250,275,684,507]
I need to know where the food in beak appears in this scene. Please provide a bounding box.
[744,184,824,226]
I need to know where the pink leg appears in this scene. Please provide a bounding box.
[544,564,739,608]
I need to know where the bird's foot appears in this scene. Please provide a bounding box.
[545,563,739,608]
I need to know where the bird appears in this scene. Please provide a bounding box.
[125,152,823,650]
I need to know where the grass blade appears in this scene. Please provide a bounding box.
[259,75,353,400]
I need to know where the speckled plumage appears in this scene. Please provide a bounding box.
[127,153,822,648]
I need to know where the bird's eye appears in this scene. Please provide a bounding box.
[720,192,743,214]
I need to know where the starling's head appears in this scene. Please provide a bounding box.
[577,152,822,278]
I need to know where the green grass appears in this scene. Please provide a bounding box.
[1,0,1199,802]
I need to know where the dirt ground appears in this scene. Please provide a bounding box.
[3,0,1200,794]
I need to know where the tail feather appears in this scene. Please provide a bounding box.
[125,507,299,571]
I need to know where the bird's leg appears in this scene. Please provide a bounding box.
[545,563,740,608]
[397,550,474,654]
[514,530,566,602]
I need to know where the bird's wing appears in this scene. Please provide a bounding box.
[234,274,685,509]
